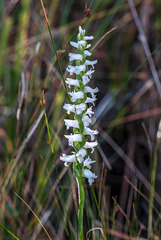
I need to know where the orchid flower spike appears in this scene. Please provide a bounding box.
[60,26,98,185]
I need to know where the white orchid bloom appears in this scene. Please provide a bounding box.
[63,103,75,114]
[64,119,79,129]
[84,156,96,169]
[65,78,80,88]
[83,36,94,40]
[69,91,84,102]
[65,134,82,147]
[86,107,94,117]
[69,53,83,61]
[84,86,99,98]
[84,141,98,153]
[85,60,98,68]
[60,154,76,166]
[83,169,97,185]
[82,115,91,127]
[84,127,98,141]
[76,148,87,163]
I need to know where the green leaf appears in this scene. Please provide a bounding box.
[0,223,20,240]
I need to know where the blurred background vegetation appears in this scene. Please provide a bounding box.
[1,0,161,239]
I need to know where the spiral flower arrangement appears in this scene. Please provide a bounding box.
[60,26,98,188]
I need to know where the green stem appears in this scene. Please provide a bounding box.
[77,177,85,240]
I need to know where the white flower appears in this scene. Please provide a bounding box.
[84,141,98,153]
[84,156,96,169]
[82,75,90,85]
[78,40,86,47]
[66,65,86,75]
[82,69,95,84]
[85,44,91,49]
[85,96,97,105]
[65,78,80,88]
[85,60,98,68]
[79,26,85,35]
[69,91,84,102]
[60,154,76,166]
[76,148,87,163]
[84,50,92,56]
[84,127,98,141]
[85,86,99,98]
[83,36,94,40]
[82,115,91,127]
[63,104,75,114]
[65,134,82,147]
[70,41,79,48]
[83,169,97,185]
[86,107,94,117]
[69,53,83,61]
[64,119,79,129]
[75,103,86,114]
[86,69,95,76]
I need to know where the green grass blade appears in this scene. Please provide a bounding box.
[0,223,20,240]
